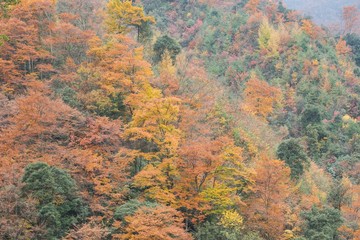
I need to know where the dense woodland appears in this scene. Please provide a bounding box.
[0,0,359,239]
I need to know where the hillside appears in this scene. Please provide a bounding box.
[0,0,359,239]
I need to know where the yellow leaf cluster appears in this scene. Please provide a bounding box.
[220,210,244,230]
[106,0,155,34]
[258,18,280,58]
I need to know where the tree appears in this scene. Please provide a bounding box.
[64,222,109,240]
[301,206,343,240]
[153,35,181,64]
[301,19,319,39]
[342,6,360,34]
[0,86,77,157]
[258,18,280,57]
[298,162,332,210]
[76,34,154,119]
[46,20,95,65]
[124,93,181,162]
[105,0,155,38]
[277,138,309,179]
[218,210,244,239]
[244,0,260,14]
[305,124,328,162]
[344,33,360,67]
[153,50,179,96]
[328,177,353,211]
[11,91,58,139]
[118,205,192,240]
[0,184,46,239]
[170,133,253,228]
[123,72,181,179]
[336,38,352,56]
[114,199,157,222]
[73,117,129,203]
[300,105,322,128]
[195,215,261,240]
[0,0,55,92]
[22,162,88,239]
[132,160,178,205]
[195,221,226,240]
[56,0,104,31]
[245,156,292,239]
[338,183,360,239]
[112,200,158,236]
[243,75,282,120]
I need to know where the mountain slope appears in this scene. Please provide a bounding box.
[0,0,359,239]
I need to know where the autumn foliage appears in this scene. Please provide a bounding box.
[0,0,360,239]
[243,75,281,119]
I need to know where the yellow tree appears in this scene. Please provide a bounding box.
[201,143,253,214]
[124,90,181,202]
[298,162,332,210]
[132,159,178,205]
[258,18,280,58]
[76,34,155,119]
[105,0,155,37]
[124,91,181,162]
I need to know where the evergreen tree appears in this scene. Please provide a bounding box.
[153,35,181,63]
[301,206,343,240]
[277,138,309,179]
[22,162,88,239]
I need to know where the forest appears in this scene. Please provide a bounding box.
[0,0,359,239]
